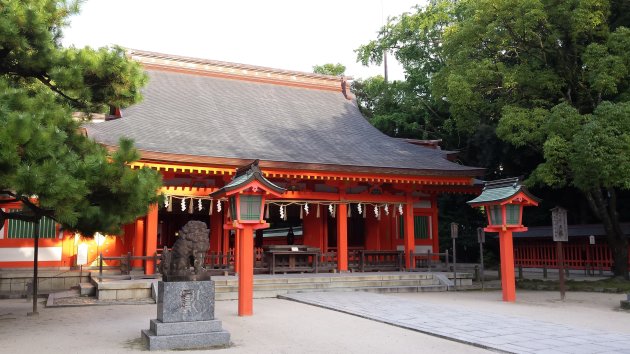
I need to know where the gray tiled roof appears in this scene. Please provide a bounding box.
[87,69,483,176]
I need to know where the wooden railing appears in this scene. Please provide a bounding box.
[514,243,630,271]
[98,252,160,282]
[410,250,450,271]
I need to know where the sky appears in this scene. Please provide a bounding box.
[61,0,425,81]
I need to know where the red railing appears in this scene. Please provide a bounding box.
[514,242,630,270]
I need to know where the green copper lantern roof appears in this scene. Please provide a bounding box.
[210,160,285,198]
[467,178,540,205]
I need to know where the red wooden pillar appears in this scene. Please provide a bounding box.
[234,229,240,274]
[431,197,439,253]
[133,218,145,268]
[145,204,158,275]
[238,227,254,316]
[499,230,516,302]
[336,203,348,272]
[404,195,415,269]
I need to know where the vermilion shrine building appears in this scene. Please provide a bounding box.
[0,50,484,272]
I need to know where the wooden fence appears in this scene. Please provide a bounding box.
[514,242,630,271]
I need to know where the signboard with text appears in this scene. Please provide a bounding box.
[551,207,568,242]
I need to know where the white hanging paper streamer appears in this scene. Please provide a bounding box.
[398,204,403,215]
[357,203,362,215]
[180,198,186,212]
[198,199,203,211]
[164,195,169,208]
[279,205,285,220]
[304,203,309,216]
[217,200,222,212]
[328,204,334,217]
[374,205,379,218]
[384,204,389,216]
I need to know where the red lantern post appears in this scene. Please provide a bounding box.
[468,178,540,302]
[210,160,285,316]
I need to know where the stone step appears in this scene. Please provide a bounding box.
[212,273,435,286]
[215,284,447,300]
[215,278,439,293]
[79,282,95,296]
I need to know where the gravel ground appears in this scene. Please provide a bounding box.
[0,289,627,354]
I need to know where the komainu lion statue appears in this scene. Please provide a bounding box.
[159,220,210,278]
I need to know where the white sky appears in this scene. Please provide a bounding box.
[62,0,425,81]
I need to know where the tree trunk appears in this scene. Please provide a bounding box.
[584,188,629,280]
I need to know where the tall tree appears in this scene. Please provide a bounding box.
[435,0,630,278]
[0,0,161,236]
[312,63,346,76]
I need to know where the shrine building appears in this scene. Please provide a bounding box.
[0,50,483,273]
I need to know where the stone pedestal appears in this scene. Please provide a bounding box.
[142,281,230,350]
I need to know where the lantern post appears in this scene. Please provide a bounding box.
[210,160,285,316]
[468,178,540,302]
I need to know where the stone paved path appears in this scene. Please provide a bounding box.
[280,292,630,354]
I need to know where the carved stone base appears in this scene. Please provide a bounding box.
[144,281,230,350]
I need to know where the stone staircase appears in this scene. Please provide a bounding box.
[213,272,448,300]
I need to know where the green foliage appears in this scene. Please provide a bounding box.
[0,0,147,112]
[358,0,630,276]
[312,63,346,76]
[0,0,161,235]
